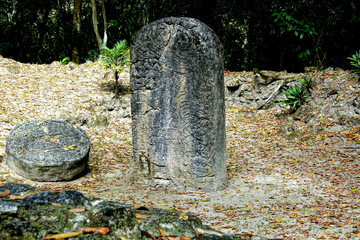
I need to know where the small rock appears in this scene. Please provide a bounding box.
[6,65,20,74]
[2,124,13,130]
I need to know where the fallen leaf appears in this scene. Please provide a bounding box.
[180,236,191,240]
[44,231,81,239]
[62,144,77,150]
[179,212,189,220]
[155,226,165,237]
[194,229,204,235]
[51,202,62,206]
[141,231,155,239]
[9,194,29,200]
[222,225,233,228]
[68,207,86,213]
[133,204,141,209]
[0,189,10,198]
[118,237,135,240]
[134,205,150,211]
[81,227,110,235]
[135,213,150,219]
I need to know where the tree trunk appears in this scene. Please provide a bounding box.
[91,0,108,53]
[114,70,119,95]
[101,0,108,47]
[72,0,81,64]
[91,0,102,53]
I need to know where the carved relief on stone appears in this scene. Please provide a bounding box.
[131,17,226,191]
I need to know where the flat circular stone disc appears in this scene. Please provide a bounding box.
[5,120,90,181]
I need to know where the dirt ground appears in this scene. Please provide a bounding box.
[0,56,359,239]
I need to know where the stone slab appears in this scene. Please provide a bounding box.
[5,120,90,181]
[131,17,227,191]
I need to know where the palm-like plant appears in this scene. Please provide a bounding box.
[298,76,316,92]
[100,40,130,94]
[277,85,309,111]
[347,51,360,73]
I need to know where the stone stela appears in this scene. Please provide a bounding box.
[130,17,227,191]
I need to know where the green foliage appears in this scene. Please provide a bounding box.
[272,3,318,40]
[107,0,147,42]
[100,40,129,73]
[100,40,130,93]
[0,0,359,71]
[272,1,346,69]
[298,76,316,92]
[347,51,360,73]
[272,2,317,65]
[277,85,309,111]
[277,75,316,111]
[60,57,71,65]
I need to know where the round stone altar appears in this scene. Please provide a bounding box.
[5,120,90,181]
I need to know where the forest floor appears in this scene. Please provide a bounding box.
[0,56,360,239]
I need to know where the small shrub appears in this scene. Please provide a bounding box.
[347,51,360,73]
[100,40,130,94]
[298,76,316,92]
[277,85,309,111]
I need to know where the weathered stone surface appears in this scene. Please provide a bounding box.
[130,17,226,191]
[6,120,90,181]
[0,183,250,240]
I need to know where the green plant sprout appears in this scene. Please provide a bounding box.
[100,40,130,94]
[347,50,360,73]
[277,85,309,111]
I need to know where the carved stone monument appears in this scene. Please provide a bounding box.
[131,17,226,191]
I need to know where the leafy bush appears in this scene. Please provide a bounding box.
[60,57,71,65]
[100,40,130,94]
[347,51,360,73]
[298,76,316,92]
[277,85,309,111]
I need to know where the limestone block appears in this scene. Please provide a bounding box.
[6,120,90,181]
[131,17,227,191]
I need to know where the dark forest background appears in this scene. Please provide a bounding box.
[1,0,359,72]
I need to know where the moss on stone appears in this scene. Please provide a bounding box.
[287,130,305,140]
